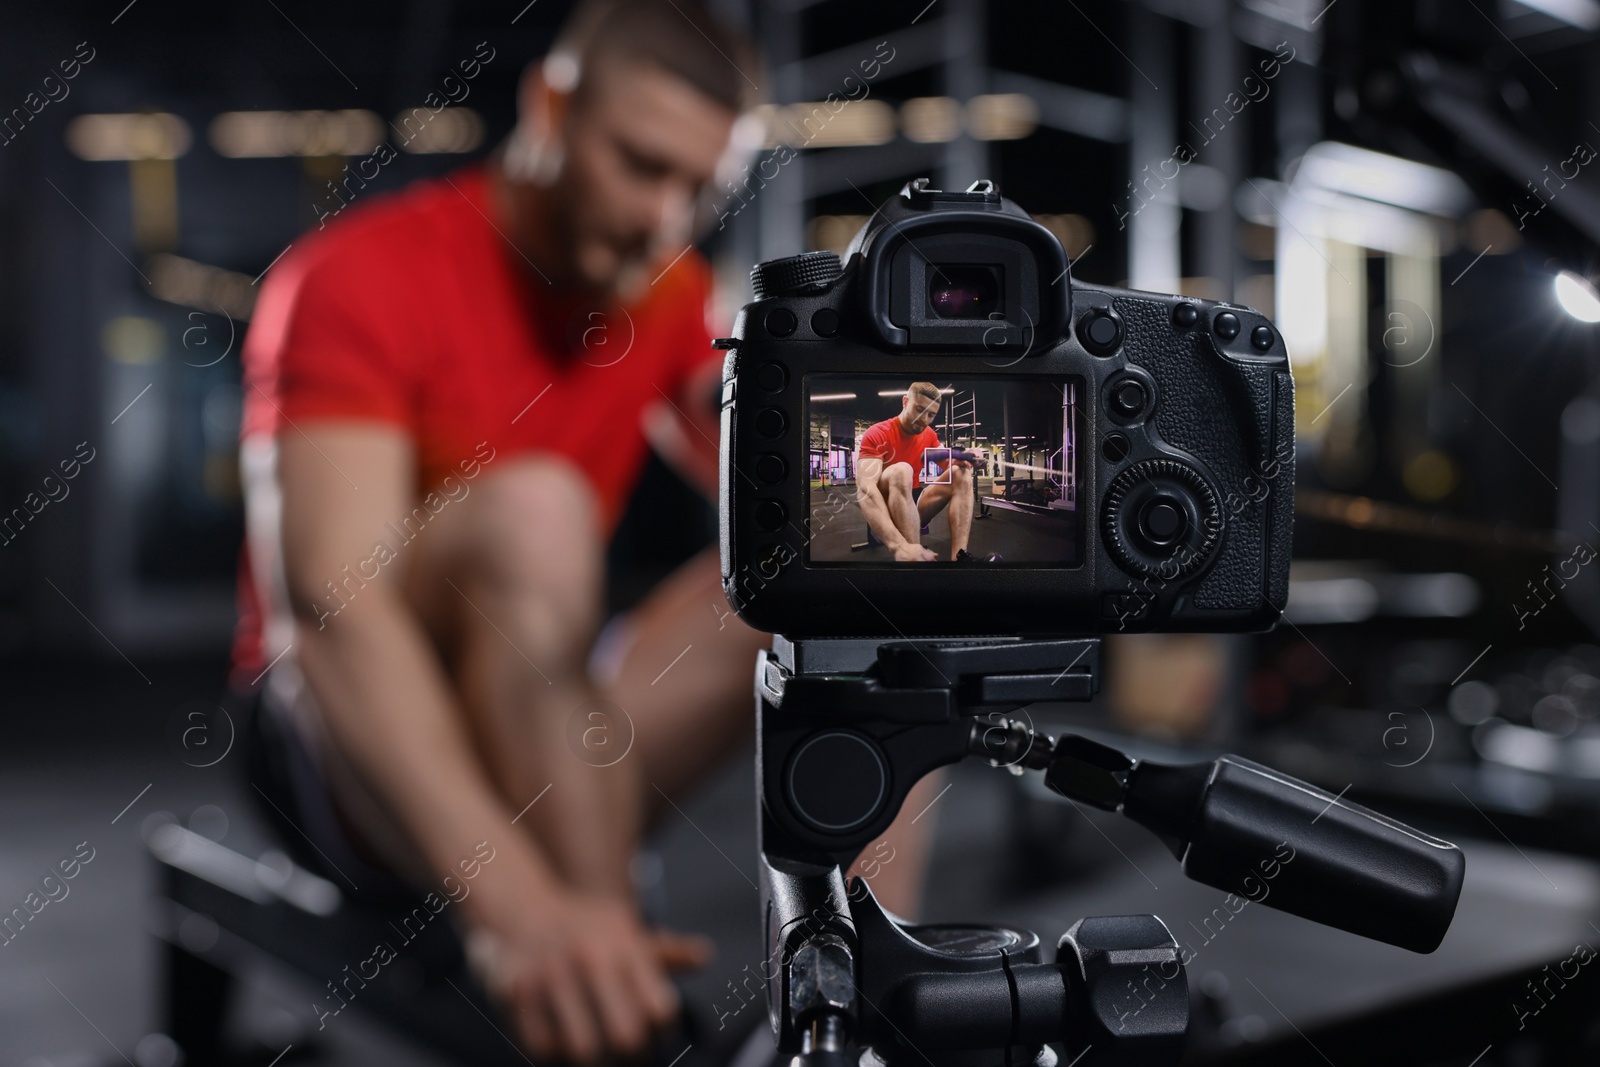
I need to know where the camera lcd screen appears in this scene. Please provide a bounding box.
[804,375,1082,565]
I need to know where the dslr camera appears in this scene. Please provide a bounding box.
[718,178,1294,636]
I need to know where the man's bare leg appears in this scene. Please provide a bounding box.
[945,466,974,558]
[914,481,952,552]
[602,547,942,918]
[593,546,770,821]
[876,462,922,545]
[843,770,946,920]
[343,455,938,919]
[400,456,642,900]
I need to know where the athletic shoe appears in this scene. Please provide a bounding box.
[955,549,1002,562]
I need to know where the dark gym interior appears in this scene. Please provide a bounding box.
[5,1,1600,1064]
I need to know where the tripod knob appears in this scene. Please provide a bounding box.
[1055,915,1187,1066]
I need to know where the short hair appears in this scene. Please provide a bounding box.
[547,0,763,114]
[906,382,941,403]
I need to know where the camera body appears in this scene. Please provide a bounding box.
[719,179,1293,637]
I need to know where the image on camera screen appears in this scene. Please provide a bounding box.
[804,375,1081,565]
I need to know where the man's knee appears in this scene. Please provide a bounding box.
[950,464,973,487]
[431,456,605,659]
[471,455,599,536]
[881,463,914,495]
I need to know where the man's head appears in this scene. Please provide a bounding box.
[899,382,943,434]
[502,0,761,296]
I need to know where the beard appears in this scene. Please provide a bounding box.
[551,209,656,301]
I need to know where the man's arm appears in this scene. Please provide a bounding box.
[266,425,563,909]
[644,359,722,499]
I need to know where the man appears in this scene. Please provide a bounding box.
[855,382,990,562]
[237,1,943,1062]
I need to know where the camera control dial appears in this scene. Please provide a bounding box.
[752,251,844,299]
[1101,459,1222,579]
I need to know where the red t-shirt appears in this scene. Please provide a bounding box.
[857,417,941,488]
[234,166,721,676]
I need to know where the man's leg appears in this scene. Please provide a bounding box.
[375,455,938,919]
[397,455,642,900]
[601,546,943,919]
[842,769,945,921]
[916,480,958,558]
[593,546,769,819]
[943,466,974,557]
[877,462,922,545]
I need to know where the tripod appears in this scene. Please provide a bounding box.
[753,636,1466,1067]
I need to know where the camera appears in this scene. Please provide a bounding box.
[718,178,1294,636]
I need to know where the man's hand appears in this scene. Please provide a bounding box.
[892,543,937,562]
[468,884,713,1063]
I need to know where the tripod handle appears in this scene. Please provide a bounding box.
[1124,756,1465,953]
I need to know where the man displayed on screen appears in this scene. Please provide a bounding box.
[854,382,991,563]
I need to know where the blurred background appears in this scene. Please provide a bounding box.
[5,0,1600,1064]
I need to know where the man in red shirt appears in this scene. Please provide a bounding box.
[855,382,984,562]
[238,1,943,1061]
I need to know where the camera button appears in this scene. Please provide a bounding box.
[1251,325,1274,351]
[1214,312,1241,340]
[755,500,787,531]
[757,544,791,573]
[755,408,787,438]
[1109,380,1147,418]
[1080,308,1122,354]
[1139,498,1187,544]
[810,308,840,337]
[1102,434,1130,463]
[756,453,787,484]
[1171,302,1199,329]
[765,308,798,337]
[755,362,788,392]
[1086,314,1118,346]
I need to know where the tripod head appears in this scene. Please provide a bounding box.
[754,636,1465,1067]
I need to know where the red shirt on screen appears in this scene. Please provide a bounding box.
[857,417,941,488]
[235,166,722,675]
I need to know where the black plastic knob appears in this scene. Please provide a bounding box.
[1109,379,1148,418]
[1079,307,1123,355]
[1140,499,1185,542]
[755,500,787,531]
[752,252,843,300]
[1056,916,1188,1065]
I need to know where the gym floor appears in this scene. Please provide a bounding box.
[6,655,1600,1066]
[805,484,1078,564]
